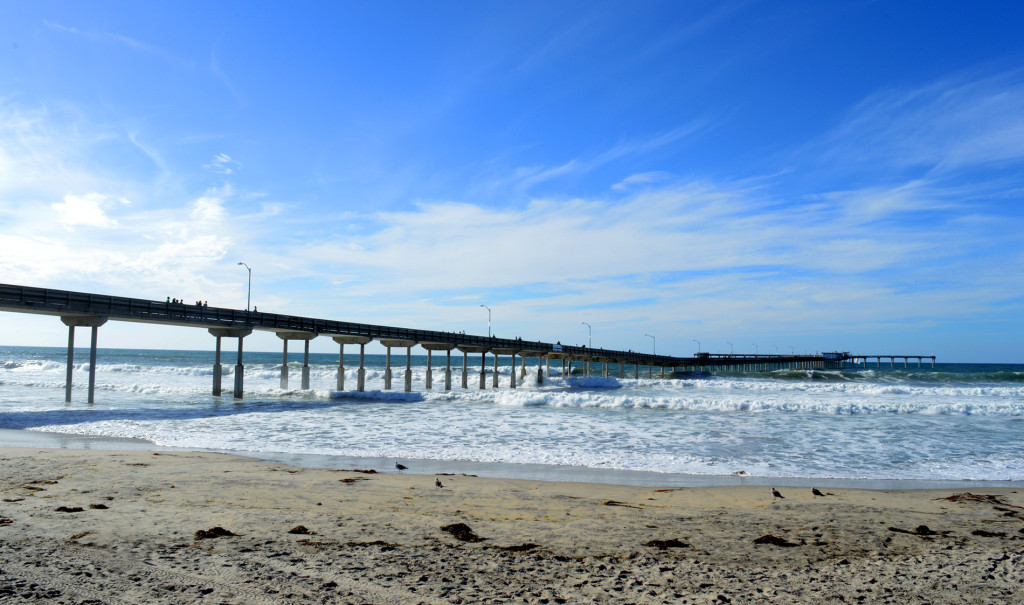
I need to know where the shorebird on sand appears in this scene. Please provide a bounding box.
[435,478,443,490]
[812,487,826,497]
[395,461,408,473]
[771,487,784,501]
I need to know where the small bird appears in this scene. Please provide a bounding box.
[435,478,443,490]
[395,461,408,473]
[771,487,784,500]
[812,487,826,498]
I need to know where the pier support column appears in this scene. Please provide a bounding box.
[213,336,223,396]
[545,358,550,380]
[209,328,251,397]
[561,359,566,377]
[634,363,639,379]
[492,353,499,388]
[376,337,415,391]
[405,347,412,392]
[64,324,74,403]
[275,331,317,390]
[377,339,417,391]
[537,357,544,385]
[87,325,99,404]
[358,344,366,391]
[619,362,624,378]
[480,353,487,389]
[510,355,517,389]
[445,350,452,391]
[456,346,488,389]
[302,340,311,390]
[234,335,245,398]
[61,316,108,404]
[425,350,433,390]
[281,339,289,389]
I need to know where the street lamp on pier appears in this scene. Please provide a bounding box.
[693,339,701,354]
[480,305,491,337]
[237,262,251,312]
[726,341,733,355]
[644,334,656,355]
[581,322,591,348]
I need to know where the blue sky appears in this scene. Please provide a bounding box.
[1,1,1022,362]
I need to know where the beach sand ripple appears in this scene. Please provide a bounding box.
[0,448,1021,603]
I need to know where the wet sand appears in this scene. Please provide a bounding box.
[1,447,1022,603]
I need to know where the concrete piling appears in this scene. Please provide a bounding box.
[446,350,452,391]
[331,336,372,392]
[61,315,108,404]
[64,324,74,403]
[425,349,433,389]
[405,346,412,392]
[209,328,251,397]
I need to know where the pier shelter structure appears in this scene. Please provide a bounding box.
[0,283,932,402]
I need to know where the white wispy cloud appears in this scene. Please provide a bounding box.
[44,21,194,69]
[203,153,241,175]
[507,122,707,192]
[807,68,1024,176]
[612,171,674,191]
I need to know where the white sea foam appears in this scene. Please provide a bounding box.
[4,348,1024,481]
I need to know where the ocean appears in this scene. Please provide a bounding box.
[1,345,1022,488]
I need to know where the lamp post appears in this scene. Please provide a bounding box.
[480,305,491,337]
[581,322,591,348]
[237,262,251,312]
[773,344,779,354]
[644,334,655,354]
[753,344,759,355]
[726,341,733,354]
[789,346,795,355]
[693,339,701,354]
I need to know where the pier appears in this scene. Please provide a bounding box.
[0,283,934,401]
[846,354,937,368]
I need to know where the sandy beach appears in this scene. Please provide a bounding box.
[0,447,1021,604]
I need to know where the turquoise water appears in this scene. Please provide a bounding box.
[1,346,1022,485]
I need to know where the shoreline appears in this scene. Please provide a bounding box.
[3,427,1021,491]
[1,446,1021,603]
